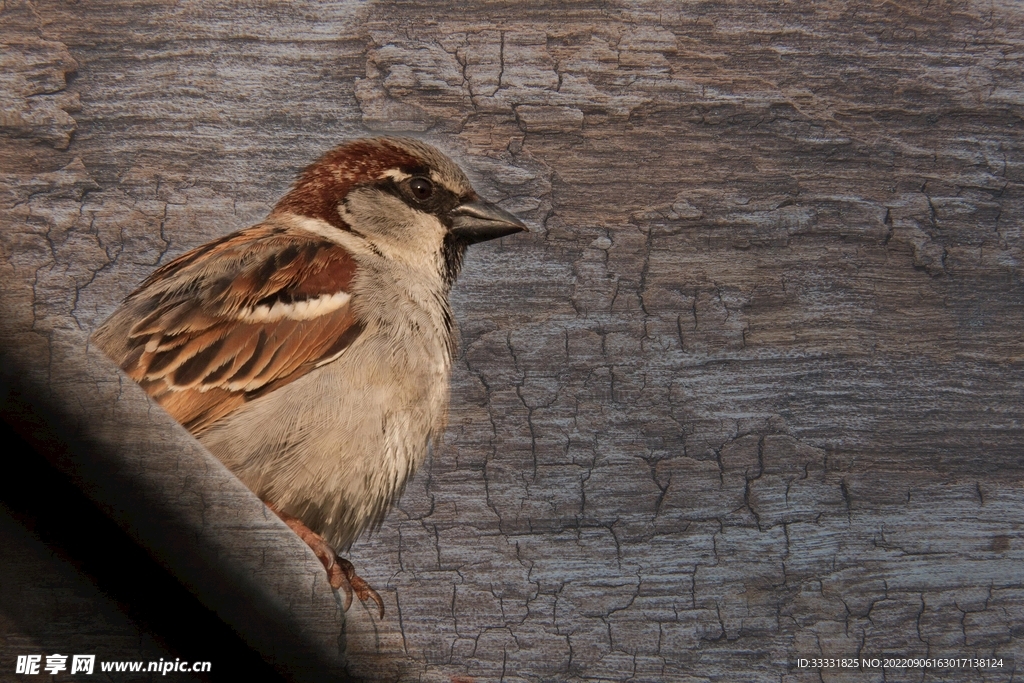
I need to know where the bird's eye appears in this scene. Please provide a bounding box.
[409,177,434,202]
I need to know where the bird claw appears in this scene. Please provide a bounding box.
[266,502,384,618]
[335,557,385,619]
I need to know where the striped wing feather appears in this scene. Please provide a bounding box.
[108,223,362,434]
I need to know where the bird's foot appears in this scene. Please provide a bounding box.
[333,557,385,619]
[265,502,385,618]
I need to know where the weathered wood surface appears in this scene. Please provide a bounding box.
[2,0,1023,681]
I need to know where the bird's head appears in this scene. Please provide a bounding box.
[273,137,527,285]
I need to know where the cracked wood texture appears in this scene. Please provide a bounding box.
[2,0,1023,681]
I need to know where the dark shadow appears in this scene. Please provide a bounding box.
[0,418,288,683]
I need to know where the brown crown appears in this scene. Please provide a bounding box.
[273,139,424,231]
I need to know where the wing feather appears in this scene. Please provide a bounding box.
[95,222,363,434]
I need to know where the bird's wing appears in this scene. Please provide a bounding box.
[98,222,363,434]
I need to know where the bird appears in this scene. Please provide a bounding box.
[92,137,527,618]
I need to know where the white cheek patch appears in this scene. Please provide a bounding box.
[239,291,351,323]
[382,211,447,273]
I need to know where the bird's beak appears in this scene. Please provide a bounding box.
[449,198,528,244]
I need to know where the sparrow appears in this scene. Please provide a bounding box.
[92,137,527,618]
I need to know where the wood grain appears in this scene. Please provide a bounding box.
[2,0,1022,680]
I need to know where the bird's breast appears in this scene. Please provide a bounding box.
[197,271,455,549]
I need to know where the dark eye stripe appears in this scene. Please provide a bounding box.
[371,172,462,223]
